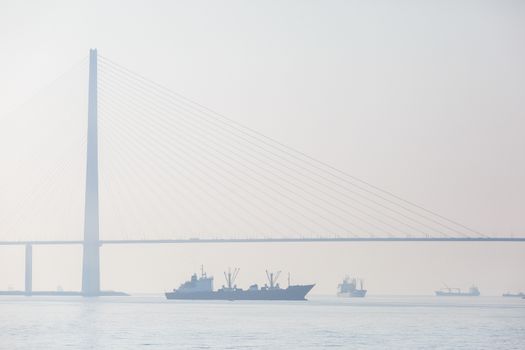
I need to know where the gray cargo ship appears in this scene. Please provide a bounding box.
[165,267,314,301]
[337,276,367,297]
[435,285,480,296]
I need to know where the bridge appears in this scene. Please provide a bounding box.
[1,49,523,296]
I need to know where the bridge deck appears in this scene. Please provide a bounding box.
[0,237,524,245]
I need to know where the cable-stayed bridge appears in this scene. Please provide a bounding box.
[0,49,523,296]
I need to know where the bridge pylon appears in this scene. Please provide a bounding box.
[82,48,101,296]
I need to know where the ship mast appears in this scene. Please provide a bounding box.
[224,267,240,289]
[266,270,281,289]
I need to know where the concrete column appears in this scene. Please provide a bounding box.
[82,48,101,296]
[25,244,32,296]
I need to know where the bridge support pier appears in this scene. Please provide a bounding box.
[82,242,100,296]
[82,48,101,297]
[25,244,32,296]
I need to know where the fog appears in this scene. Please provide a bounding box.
[0,0,524,295]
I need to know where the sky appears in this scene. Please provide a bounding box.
[0,0,524,295]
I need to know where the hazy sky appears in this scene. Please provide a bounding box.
[0,0,524,294]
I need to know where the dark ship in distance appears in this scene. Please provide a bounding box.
[502,291,525,298]
[435,285,480,296]
[165,267,315,301]
[337,276,367,297]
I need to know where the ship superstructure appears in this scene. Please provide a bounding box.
[337,276,367,297]
[172,266,214,295]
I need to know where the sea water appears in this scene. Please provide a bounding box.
[0,295,524,349]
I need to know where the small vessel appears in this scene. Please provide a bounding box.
[165,267,315,301]
[337,276,367,297]
[502,292,525,298]
[435,284,480,296]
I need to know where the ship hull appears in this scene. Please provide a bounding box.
[435,291,479,297]
[165,284,315,301]
[502,293,525,298]
[337,290,367,298]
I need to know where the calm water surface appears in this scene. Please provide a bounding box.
[1,295,524,349]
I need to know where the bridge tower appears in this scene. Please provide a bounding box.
[82,49,101,296]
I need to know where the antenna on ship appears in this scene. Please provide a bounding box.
[266,270,281,289]
[224,267,240,289]
[288,272,291,287]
